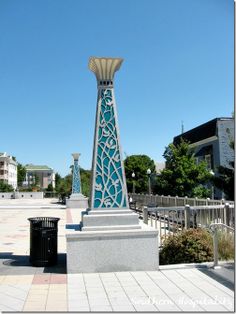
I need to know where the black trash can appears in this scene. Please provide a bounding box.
[28,217,60,267]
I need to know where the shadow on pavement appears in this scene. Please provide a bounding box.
[199,263,234,291]
[0,252,66,275]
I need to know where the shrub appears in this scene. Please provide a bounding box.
[160,228,213,265]
[218,230,234,261]
[0,180,14,192]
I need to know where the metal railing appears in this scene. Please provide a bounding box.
[129,193,234,208]
[140,203,234,246]
[44,191,59,198]
[209,223,234,268]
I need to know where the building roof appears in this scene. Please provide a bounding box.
[173,117,233,145]
[25,164,53,171]
[0,152,17,165]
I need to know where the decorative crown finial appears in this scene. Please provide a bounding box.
[88,57,123,85]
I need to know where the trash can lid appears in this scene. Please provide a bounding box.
[28,217,60,222]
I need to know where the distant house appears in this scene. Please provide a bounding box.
[23,164,55,189]
[0,152,18,189]
[155,162,165,174]
[173,117,234,199]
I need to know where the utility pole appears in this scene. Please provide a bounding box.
[181,120,184,134]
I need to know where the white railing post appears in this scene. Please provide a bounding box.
[155,194,157,206]
[144,194,147,205]
[161,195,164,206]
[143,206,148,224]
[175,196,178,206]
[213,227,219,268]
[184,205,191,229]
[184,196,188,205]
[225,202,230,226]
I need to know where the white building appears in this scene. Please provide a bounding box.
[155,162,165,174]
[23,164,55,189]
[0,152,18,189]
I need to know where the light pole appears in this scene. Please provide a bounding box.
[131,172,135,194]
[147,168,151,195]
[210,170,215,199]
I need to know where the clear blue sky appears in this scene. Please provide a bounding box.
[0,0,234,176]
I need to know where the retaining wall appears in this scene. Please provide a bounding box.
[0,192,44,199]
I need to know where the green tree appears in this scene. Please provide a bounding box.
[124,155,156,193]
[17,163,26,187]
[192,185,211,198]
[80,168,91,197]
[56,174,72,202]
[31,173,40,189]
[153,139,211,197]
[55,172,62,190]
[46,183,54,192]
[0,180,14,192]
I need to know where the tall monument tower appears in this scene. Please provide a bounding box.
[89,57,129,210]
[66,57,158,273]
[72,153,82,195]
[82,57,138,231]
[66,153,88,208]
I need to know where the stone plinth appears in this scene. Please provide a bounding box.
[82,209,140,230]
[66,193,88,209]
[66,226,158,273]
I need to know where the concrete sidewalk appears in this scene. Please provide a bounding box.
[0,200,234,312]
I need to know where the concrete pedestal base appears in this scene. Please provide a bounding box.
[66,194,88,209]
[82,209,140,231]
[66,225,158,273]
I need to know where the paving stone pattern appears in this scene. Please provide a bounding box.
[0,199,234,312]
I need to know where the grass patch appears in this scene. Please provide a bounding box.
[218,230,234,261]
